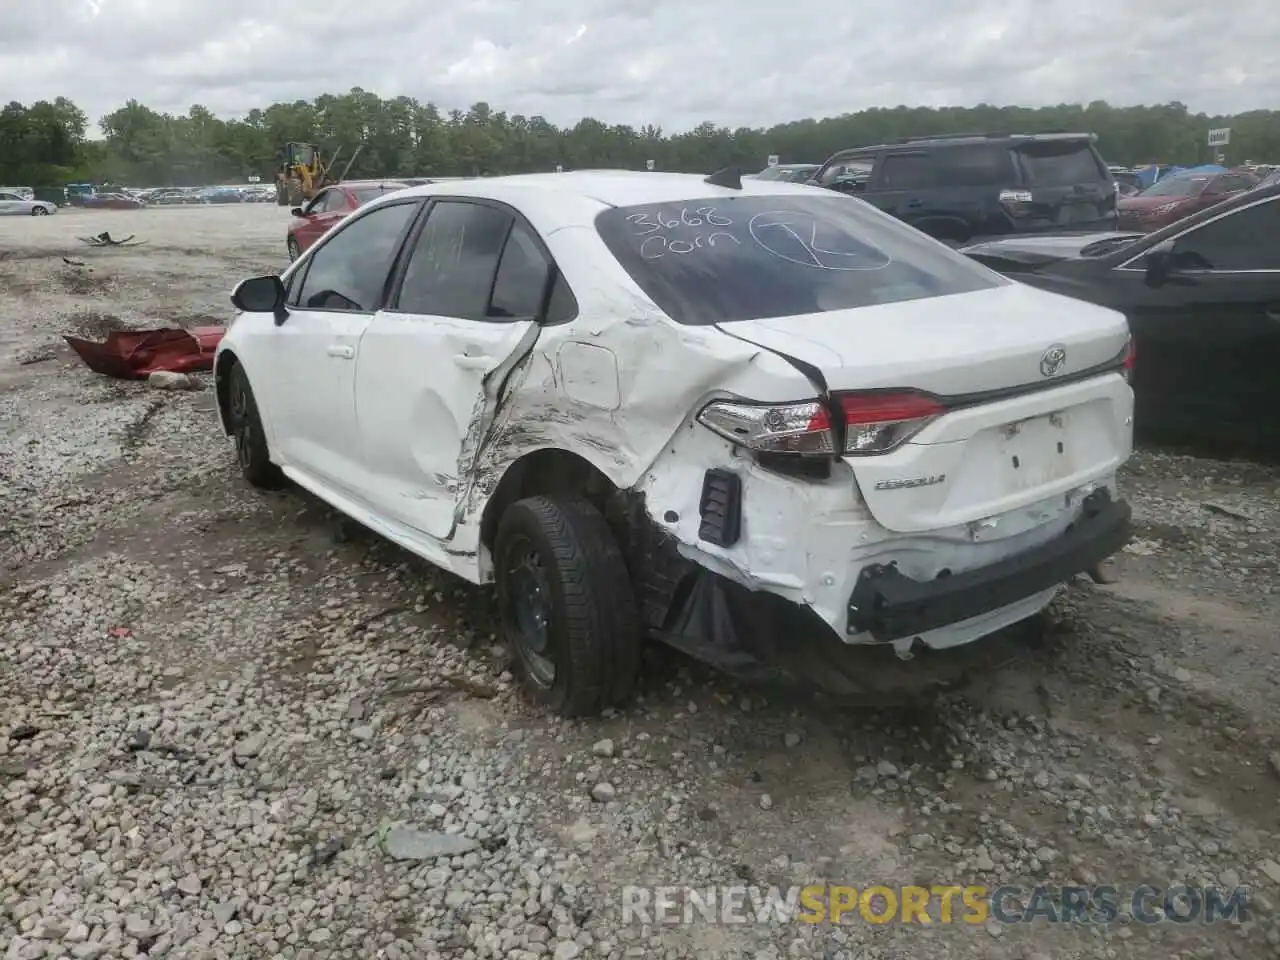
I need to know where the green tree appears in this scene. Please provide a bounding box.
[1,90,1277,188]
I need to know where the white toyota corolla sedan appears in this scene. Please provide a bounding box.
[214,169,1135,716]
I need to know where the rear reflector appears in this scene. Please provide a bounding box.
[837,391,945,455]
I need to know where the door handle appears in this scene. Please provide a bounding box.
[453,353,492,371]
[327,344,355,359]
[906,200,924,209]
[1265,305,1280,322]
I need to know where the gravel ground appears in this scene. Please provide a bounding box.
[3,204,1280,960]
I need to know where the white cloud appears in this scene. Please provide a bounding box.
[2,0,1273,132]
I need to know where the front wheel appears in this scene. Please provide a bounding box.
[31,206,49,216]
[226,363,285,489]
[495,496,641,717]
[287,236,301,261]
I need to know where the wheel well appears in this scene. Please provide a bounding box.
[214,350,239,434]
[479,449,619,551]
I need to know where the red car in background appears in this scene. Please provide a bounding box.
[286,180,408,259]
[1117,170,1258,231]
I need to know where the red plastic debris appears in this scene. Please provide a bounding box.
[108,626,132,638]
[64,326,224,380]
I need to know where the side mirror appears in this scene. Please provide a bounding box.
[231,275,288,325]
[290,207,305,217]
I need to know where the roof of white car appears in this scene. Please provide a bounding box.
[395,170,821,208]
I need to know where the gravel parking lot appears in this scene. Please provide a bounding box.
[3,204,1280,960]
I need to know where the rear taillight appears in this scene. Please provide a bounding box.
[697,400,836,455]
[1121,337,1135,382]
[838,391,945,454]
[697,390,945,458]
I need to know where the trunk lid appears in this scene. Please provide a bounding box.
[717,283,1132,533]
[1006,139,1117,229]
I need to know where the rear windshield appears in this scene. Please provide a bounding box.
[1015,141,1107,187]
[595,194,1003,326]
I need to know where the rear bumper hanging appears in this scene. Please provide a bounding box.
[847,488,1132,641]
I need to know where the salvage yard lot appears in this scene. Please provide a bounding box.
[3,204,1280,960]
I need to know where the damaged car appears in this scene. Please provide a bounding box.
[214,170,1135,716]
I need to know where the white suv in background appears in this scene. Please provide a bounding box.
[214,169,1135,716]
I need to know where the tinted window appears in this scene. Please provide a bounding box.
[1172,197,1280,270]
[295,201,418,311]
[1214,175,1256,193]
[544,273,579,324]
[396,201,511,318]
[817,157,876,186]
[931,144,1013,187]
[879,154,934,189]
[1015,141,1107,187]
[489,222,550,319]
[596,195,1004,326]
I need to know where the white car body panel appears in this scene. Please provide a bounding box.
[216,171,1134,652]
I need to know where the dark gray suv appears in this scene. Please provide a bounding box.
[811,132,1119,244]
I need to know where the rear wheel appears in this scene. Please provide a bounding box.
[227,363,285,489]
[287,236,301,261]
[495,496,641,717]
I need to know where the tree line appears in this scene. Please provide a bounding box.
[1,90,1277,188]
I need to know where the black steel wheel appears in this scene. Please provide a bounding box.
[227,362,285,489]
[495,496,641,717]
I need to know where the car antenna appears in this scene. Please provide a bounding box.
[704,166,743,190]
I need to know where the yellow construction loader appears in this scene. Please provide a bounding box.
[274,142,362,206]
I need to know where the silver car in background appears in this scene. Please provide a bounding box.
[0,192,57,216]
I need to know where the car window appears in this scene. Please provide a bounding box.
[396,201,512,319]
[596,194,1004,326]
[1171,197,1280,271]
[309,191,338,214]
[1014,140,1108,187]
[488,222,551,319]
[0,193,17,201]
[878,153,935,190]
[1215,175,1255,193]
[295,201,418,311]
[352,186,403,206]
[817,157,875,187]
[1143,176,1208,197]
[931,144,1013,187]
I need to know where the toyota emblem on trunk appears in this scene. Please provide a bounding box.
[1039,344,1067,378]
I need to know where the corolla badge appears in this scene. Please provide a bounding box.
[1039,344,1068,378]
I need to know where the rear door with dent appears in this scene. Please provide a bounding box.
[355,198,555,541]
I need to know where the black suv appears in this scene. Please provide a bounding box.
[809,133,1118,243]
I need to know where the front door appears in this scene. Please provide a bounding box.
[356,199,553,540]
[264,198,422,496]
[1116,194,1280,448]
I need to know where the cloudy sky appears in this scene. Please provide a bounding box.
[2,0,1273,132]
